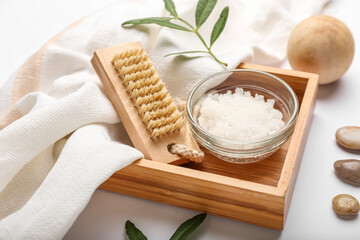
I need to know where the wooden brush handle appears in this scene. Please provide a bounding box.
[91,42,200,165]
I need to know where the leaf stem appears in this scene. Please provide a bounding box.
[193,30,210,50]
[208,49,228,67]
[175,17,227,67]
[176,17,195,31]
[165,50,209,57]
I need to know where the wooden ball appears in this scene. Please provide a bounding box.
[287,15,354,85]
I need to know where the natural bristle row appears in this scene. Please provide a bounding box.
[112,48,184,138]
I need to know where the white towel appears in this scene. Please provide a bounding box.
[0,0,330,239]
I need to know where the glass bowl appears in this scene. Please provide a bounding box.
[186,69,299,164]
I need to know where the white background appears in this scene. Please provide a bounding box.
[1,0,360,239]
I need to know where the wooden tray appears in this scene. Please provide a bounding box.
[99,62,318,230]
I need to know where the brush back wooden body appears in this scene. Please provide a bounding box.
[91,42,200,165]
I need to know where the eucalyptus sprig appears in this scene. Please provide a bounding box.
[125,213,207,240]
[122,0,229,67]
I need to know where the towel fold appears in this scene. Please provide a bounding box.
[0,0,330,239]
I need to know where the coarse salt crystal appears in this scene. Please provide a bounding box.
[198,88,285,140]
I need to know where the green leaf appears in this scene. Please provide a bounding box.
[210,6,229,47]
[195,0,217,29]
[164,0,178,17]
[125,221,148,240]
[170,213,207,240]
[122,17,192,32]
[165,50,208,57]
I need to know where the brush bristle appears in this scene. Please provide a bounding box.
[112,48,184,138]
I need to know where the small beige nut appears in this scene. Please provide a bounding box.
[332,194,360,216]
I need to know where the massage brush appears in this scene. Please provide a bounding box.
[91,42,202,164]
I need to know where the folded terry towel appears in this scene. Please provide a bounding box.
[0,0,330,239]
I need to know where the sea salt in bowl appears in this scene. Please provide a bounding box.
[186,69,299,163]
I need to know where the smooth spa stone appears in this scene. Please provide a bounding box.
[334,159,360,186]
[336,126,360,150]
[332,194,360,216]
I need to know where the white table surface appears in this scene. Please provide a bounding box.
[1,0,360,239]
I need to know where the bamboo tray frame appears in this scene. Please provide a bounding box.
[99,62,318,230]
